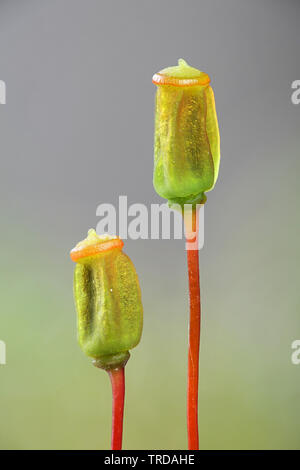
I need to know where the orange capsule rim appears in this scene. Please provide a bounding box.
[152,72,210,87]
[70,238,124,262]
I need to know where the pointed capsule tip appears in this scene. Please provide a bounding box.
[178,58,188,67]
[70,229,123,262]
[87,228,97,238]
[86,228,117,243]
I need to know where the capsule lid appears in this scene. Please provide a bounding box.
[152,59,210,87]
[70,229,123,262]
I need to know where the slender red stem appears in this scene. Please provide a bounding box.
[108,367,125,450]
[184,207,201,450]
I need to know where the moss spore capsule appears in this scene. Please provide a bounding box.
[70,229,143,370]
[153,59,220,206]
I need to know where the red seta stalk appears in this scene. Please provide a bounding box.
[108,367,125,450]
[184,207,201,450]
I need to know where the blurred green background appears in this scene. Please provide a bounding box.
[0,0,300,449]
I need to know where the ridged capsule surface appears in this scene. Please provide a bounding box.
[71,230,143,369]
[153,59,220,205]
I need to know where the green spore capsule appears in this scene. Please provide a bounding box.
[70,229,143,370]
[152,59,220,206]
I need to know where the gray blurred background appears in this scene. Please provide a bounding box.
[0,0,299,449]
